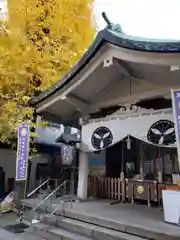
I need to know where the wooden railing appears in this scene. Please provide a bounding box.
[88,176,125,201]
[88,175,180,206]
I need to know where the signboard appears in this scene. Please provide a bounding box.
[171,89,180,169]
[16,123,30,181]
[61,144,74,165]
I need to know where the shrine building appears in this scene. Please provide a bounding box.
[29,15,180,204]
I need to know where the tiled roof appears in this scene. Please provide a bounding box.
[29,25,180,106]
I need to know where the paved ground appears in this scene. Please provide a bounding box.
[0,212,18,228]
[0,228,46,240]
[0,212,45,240]
[0,212,21,240]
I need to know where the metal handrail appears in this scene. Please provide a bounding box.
[51,203,63,215]
[50,198,75,215]
[33,180,67,211]
[27,179,49,198]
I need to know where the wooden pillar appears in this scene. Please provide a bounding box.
[120,142,124,180]
[120,142,125,202]
[140,141,144,180]
[157,148,163,183]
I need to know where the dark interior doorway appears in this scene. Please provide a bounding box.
[105,137,140,178]
[106,141,122,178]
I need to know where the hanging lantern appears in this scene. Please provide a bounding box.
[126,135,131,150]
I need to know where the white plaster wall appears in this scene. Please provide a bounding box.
[87,150,106,176]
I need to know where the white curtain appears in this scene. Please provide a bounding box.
[81,111,175,152]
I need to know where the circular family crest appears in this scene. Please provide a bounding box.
[21,128,28,137]
[147,120,175,145]
[137,185,144,194]
[91,126,113,150]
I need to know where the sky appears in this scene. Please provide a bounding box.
[0,0,180,40]
[94,0,180,40]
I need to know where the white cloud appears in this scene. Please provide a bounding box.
[94,0,180,40]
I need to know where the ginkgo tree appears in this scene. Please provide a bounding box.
[0,0,94,144]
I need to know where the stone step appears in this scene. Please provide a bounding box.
[36,193,49,201]
[27,222,92,240]
[21,195,80,212]
[21,199,48,211]
[20,231,48,240]
[61,210,180,240]
[19,208,44,226]
[42,215,146,240]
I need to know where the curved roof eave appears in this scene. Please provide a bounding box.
[29,27,180,107]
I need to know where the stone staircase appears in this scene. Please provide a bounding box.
[19,197,149,240]
[19,180,79,225]
[20,196,79,225]
[26,216,146,240]
[20,204,180,240]
[17,180,179,240]
[27,222,92,240]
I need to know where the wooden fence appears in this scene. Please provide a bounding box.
[88,175,173,205]
[88,176,125,201]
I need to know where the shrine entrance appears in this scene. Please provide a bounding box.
[106,137,178,182]
[86,106,179,205]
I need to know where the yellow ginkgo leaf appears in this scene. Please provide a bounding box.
[0,0,94,146]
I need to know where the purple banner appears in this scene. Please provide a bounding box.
[16,123,30,181]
